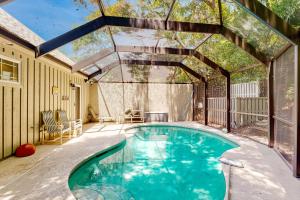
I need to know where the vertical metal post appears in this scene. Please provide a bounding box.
[192,83,195,121]
[226,74,231,132]
[294,45,300,177]
[268,60,275,148]
[204,81,208,125]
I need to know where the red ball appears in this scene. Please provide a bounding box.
[15,144,36,157]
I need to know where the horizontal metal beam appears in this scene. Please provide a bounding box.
[234,0,299,44]
[120,59,206,83]
[99,81,191,85]
[36,16,222,57]
[115,45,194,56]
[120,59,179,66]
[105,16,222,33]
[88,61,119,80]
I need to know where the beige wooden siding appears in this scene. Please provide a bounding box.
[0,36,89,160]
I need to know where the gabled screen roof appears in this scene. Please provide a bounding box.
[1,0,298,84]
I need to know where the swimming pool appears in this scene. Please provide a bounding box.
[69,125,238,200]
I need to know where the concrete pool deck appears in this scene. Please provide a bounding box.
[0,122,299,200]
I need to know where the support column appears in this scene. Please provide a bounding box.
[294,45,300,177]
[226,75,231,132]
[192,83,195,121]
[204,81,208,125]
[268,60,275,148]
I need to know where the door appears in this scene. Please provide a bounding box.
[193,83,205,122]
[72,86,81,120]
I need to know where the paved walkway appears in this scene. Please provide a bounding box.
[0,122,299,200]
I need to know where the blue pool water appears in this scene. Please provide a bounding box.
[69,126,238,200]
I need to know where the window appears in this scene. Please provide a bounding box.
[0,55,20,83]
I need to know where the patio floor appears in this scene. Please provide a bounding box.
[0,122,299,200]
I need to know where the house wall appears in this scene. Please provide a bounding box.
[95,82,193,122]
[0,36,89,159]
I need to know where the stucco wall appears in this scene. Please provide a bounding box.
[95,83,193,122]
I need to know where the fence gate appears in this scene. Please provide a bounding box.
[193,83,205,123]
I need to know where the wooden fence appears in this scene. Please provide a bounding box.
[230,80,267,98]
[207,97,268,128]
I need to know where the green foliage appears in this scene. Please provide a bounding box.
[258,0,300,28]
[222,0,289,58]
[198,34,261,72]
[170,0,220,24]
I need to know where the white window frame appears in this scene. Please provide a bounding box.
[0,54,21,85]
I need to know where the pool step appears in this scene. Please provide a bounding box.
[219,157,244,168]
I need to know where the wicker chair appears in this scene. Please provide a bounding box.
[57,110,83,137]
[41,111,70,144]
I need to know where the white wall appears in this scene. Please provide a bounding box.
[93,83,193,122]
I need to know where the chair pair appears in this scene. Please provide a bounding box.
[41,110,82,144]
[123,109,144,123]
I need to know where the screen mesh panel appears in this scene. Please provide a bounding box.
[230,66,269,145]
[102,0,174,19]
[197,34,263,72]
[169,0,220,24]
[121,64,192,84]
[275,120,294,164]
[273,46,296,165]
[207,76,227,128]
[58,27,113,63]
[98,66,123,82]
[256,0,300,29]
[222,0,290,58]
[182,56,213,79]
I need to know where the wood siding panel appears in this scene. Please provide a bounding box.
[20,54,28,145]
[3,87,13,157]
[34,62,40,143]
[27,59,34,144]
[45,65,50,111]
[0,87,3,159]
[12,88,21,152]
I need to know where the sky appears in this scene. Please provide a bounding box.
[1,0,99,40]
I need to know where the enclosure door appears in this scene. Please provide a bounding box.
[193,84,205,122]
[72,86,81,120]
